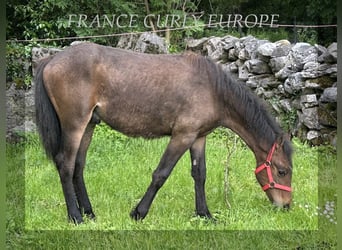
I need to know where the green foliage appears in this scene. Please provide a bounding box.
[295,28,319,45]
[6,0,74,44]
[6,42,34,89]
[246,28,289,42]
[6,0,144,46]
[6,0,336,47]
[6,130,336,247]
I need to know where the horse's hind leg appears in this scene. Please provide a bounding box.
[73,121,97,220]
[55,127,86,224]
[190,136,211,218]
[55,113,95,224]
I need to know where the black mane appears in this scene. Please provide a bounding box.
[196,55,293,159]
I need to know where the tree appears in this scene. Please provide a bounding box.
[6,0,337,46]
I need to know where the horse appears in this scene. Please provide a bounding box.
[35,42,293,224]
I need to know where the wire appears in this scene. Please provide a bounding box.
[6,20,337,43]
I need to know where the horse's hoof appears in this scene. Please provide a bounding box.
[130,209,145,220]
[69,215,84,225]
[85,211,96,220]
[197,211,212,219]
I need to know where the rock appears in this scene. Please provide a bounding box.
[6,83,36,139]
[238,49,249,61]
[320,129,337,148]
[186,37,209,52]
[246,78,258,88]
[117,34,140,50]
[70,41,89,46]
[291,42,312,52]
[304,80,321,90]
[302,52,318,65]
[279,99,292,112]
[327,43,337,59]
[302,62,337,78]
[318,42,337,63]
[263,90,274,98]
[209,49,227,62]
[242,37,263,60]
[319,87,337,103]
[300,94,318,108]
[255,86,266,97]
[205,37,226,62]
[238,64,249,80]
[300,107,320,129]
[12,121,37,135]
[306,130,321,144]
[277,84,286,95]
[325,64,337,78]
[275,40,291,46]
[134,32,168,54]
[308,76,335,89]
[284,72,304,94]
[245,59,271,74]
[228,48,238,61]
[233,40,244,58]
[288,42,316,71]
[272,40,291,57]
[32,47,62,62]
[269,56,287,73]
[316,44,328,63]
[235,59,244,67]
[275,67,295,80]
[247,74,280,89]
[257,42,276,57]
[291,98,301,110]
[225,62,238,73]
[318,106,337,127]
[221,35,239,51]
[302,61,320,78]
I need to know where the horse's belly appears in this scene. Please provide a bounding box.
[95,103,175,138]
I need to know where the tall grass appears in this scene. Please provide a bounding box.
[7,124,337,248]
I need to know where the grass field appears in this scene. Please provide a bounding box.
[6,125,337,249]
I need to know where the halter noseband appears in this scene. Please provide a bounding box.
[255,143,292,192]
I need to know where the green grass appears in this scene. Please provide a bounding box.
[6,125,337,248]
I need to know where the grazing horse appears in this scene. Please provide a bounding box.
[35,43,293,224]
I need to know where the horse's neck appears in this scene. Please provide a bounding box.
[222,118,270,166]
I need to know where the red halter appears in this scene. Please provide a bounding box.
[255,143,292,192]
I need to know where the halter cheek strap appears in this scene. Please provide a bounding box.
[255,143,292,192]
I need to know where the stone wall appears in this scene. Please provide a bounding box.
[187,35,337,146]
[6,33,337,146]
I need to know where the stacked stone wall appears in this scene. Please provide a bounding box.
[6,33,337,146]
[187,35,337,146]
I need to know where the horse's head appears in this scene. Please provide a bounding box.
[255,137,293,209]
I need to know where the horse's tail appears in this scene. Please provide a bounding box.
[35,56,61,160]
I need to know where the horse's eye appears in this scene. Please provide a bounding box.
[278,168,287,177]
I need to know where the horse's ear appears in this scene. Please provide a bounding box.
[283,132,293,142]
[276,133,292,148]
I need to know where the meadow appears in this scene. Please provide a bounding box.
[6,124,337,249]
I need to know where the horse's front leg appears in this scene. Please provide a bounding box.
[130,133,197,220]
[190,136,212,218]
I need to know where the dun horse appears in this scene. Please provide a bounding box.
[35,43,293,224]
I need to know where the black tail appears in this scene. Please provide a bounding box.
[35,57,61,160]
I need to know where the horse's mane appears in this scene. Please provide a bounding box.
[184,52,293,159]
